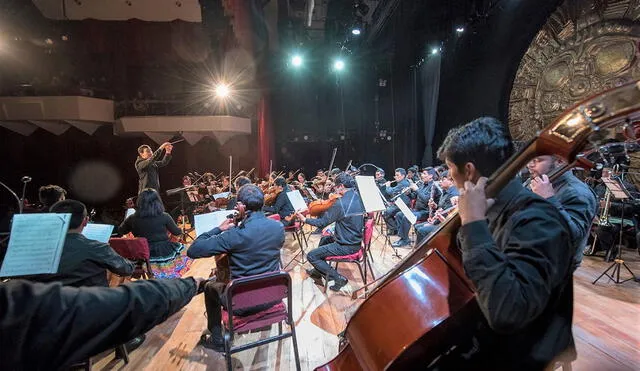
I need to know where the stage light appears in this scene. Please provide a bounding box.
[215,83,230,98]
[456,26,465,33]
[291,55,303,67]
[351,28,361,36]
[333,60,345,71]
[431,47,440,55]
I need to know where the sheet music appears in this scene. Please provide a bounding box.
[82,223,115,243]
[125,208,135,219]
[213,192,230,200]
[0,213,71,277]
[287,190,308,212]
[306,187,318,200]
[394,198,417,225]
[355,176,386,212]
[194,210,238,237]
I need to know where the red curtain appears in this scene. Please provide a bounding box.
[257,96,272,177]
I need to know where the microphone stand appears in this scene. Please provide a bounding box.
[0,180,22,214]
[20,178,31,210]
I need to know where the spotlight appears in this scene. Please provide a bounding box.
[456,26,465,33]
[215,83,230,98]
[333,60,345,71]
[291,55,303,67]
[351,28,361,36]
[431,47,440,55]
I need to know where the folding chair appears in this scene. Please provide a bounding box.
[109,237,155,279]
[323,218,376,293]
[221,271,301,371]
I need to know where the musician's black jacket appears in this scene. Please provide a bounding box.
[135,148,171,193]
[304,189,364,246]
[0,278,197,370]
[451,179,574,370]
[262,191,295,221]
[437,186,458,210]
[187,211,284,279]
[386,178,411,204]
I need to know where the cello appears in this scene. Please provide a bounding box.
[316,81,640,370]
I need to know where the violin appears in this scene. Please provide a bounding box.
[308,193,341,217]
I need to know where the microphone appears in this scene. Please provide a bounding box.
[21,176,32,183]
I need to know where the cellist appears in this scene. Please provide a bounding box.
[429,117,574,370]
[295,173,364,292]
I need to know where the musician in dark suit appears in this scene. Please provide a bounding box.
[382,168,411,235]
[37,184,67,212]
[262,177,296,226]
[187,184,285,352]
[392,168,439,247]
[135,142,173,193]
[527,155,598,271]
[429,117,573,370]
[413,171,458,243]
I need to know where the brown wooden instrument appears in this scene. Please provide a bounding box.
[308,193,341,216]
[316,81,640,370]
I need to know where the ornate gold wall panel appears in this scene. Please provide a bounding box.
[509,0,640,140]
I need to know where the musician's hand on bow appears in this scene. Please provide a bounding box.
[530,174,554,198]
[458,177,495,225]
[165,144,173,154]
[218,218,235,231]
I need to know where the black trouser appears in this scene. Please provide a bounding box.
[383,205,402,232]
[307,235,360,280]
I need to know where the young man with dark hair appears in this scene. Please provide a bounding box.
[135,142,173,193]
[429,117,574,370]
[262,177,295,226]
[527,155,598,271]
[38,184,67,211]
[187,184,285,351]
[296,173,365,291]
[32,199,134,288]
[413,170,459,243]
[226,176,252,210]
[382,168,410,235]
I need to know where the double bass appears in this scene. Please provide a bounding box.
[317,82,640,370]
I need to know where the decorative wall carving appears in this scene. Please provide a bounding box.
[508,0,640,140]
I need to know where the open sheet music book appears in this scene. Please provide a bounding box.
[194,210,238,237]
[0,213,71,277]
[82,223,115,243]
[287,190,308,212]
[355,175,386,212]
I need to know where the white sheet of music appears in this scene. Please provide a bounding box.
[213,192,230,200]
[0,213,71,277]
[394,198,417,225]
[306,187,318,200]
[125,208,135,219]
[194,210,237,237]
[82,223,115,243]
[287,190,308,212]
[355,175,386,212]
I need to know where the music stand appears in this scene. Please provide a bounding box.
[166,185,197,243]
[592,176,638,285]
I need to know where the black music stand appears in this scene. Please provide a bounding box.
[592,176,638,285]
[166,185,197,243]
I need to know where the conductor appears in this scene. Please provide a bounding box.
[136,142,173,193]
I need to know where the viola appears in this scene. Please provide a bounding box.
[308,193,341,216]
[315,82,640,370]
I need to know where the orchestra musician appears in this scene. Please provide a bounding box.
[392,167,439,247]
[296,173,364,292]
[135,142,173,193]
[187,184,285,351]
[413,170,458,243]
[527,155,598,271]
[37,184,67,212]
[375,168,388,199]
[429,117,574,369]
[226,176,252,210]
[262,177,296,226]
[382,168,411,235]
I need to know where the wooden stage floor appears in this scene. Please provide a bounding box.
[94,226,640,371]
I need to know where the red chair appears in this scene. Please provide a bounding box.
[323,218,376,293]
[221,271,301,371]
[109,237,155,279]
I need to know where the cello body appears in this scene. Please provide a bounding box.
[317,81,640,370]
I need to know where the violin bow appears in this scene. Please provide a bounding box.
[321,148,338,199]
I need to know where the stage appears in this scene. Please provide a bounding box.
[93,226,640,371]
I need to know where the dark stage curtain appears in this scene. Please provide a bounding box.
[420,54,441,166]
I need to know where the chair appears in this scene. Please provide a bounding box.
[109,237,155,279]
[68,345,128,370]
[268,214,308,268]
[323,218,376,293]
[221,271,301,371]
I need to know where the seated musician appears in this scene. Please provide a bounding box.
[30,199,134,287]
[186,184,285,351]
[429,117,573,370]
[296,173,364,291]
[226,176,252,210]
[413,171,458,242]
[118,188,191,279]
[262,177,296,226]
[407,165,420,183]
[375,168,388,199]
[527,155,598,271]
[382,168,411,235]
[37,184,67,212]
[392,167,440,247]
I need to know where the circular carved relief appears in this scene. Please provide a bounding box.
[508,1,640,141]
